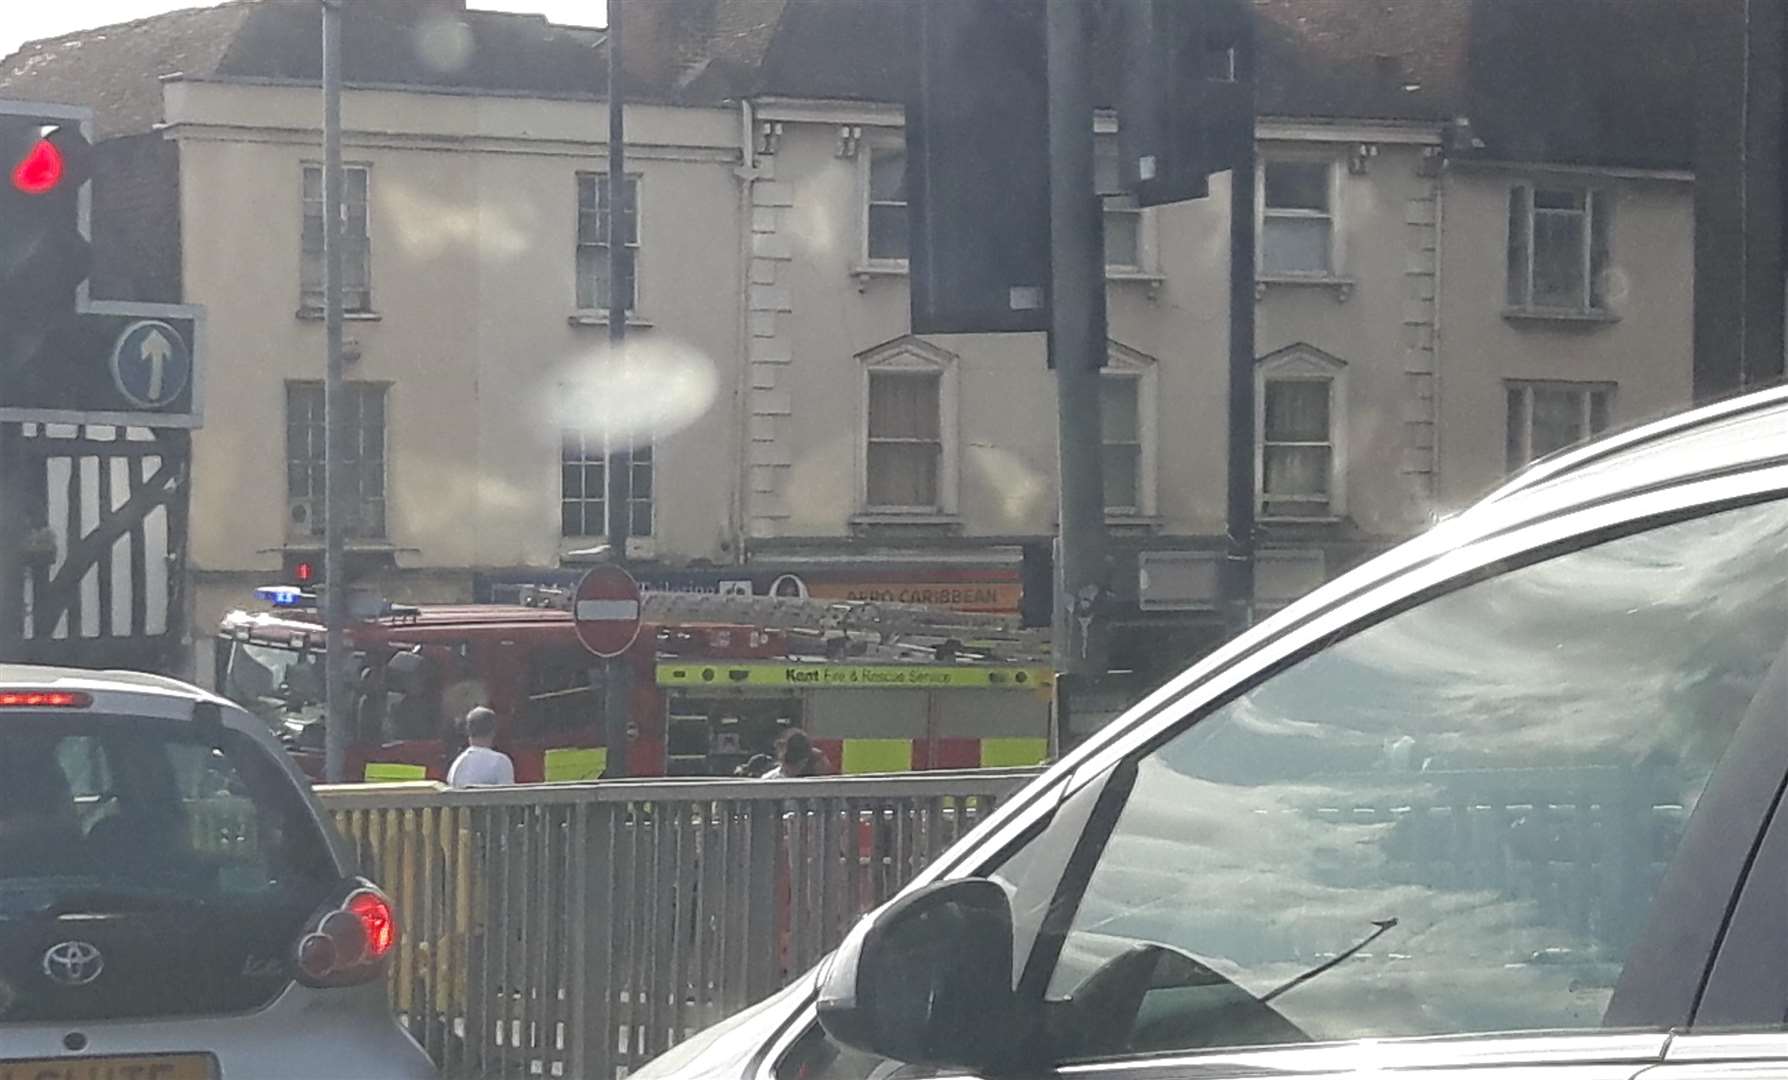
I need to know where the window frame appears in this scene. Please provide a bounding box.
[764,471,1788,1080]
[575,171,644,316]
[1505,379,1616,473]
[559,426,654,541]
[857,337,960,517]
[300,162,373,314]
[284,379,389,541]
[1256,155,1342,279]
[1506,183,1613,316]
[860,139,910,268]
[1255,344,1347,522]
[1102,342,1159,518]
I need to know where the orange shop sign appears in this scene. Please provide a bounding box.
[805,579,1021,614]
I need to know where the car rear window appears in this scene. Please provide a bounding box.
[0,714,337,909]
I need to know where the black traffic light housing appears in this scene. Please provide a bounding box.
[1,114,93,318]
[282,550,397,589]
[906,0,1052,335]
[1115,0,1253,208]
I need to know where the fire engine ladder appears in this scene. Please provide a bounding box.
[641,590,1050,665]
[518,584,1048,664]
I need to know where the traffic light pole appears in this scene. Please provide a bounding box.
[321,0,350,784]
[1045,0,1110,696]
[0,424,22,659]
[1224,32,1258,641]
[602,0,632,778]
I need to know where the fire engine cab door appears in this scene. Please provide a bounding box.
[358,644,456,782]
[514,645,606,783]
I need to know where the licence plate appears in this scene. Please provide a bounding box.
[0,1055,215,1080]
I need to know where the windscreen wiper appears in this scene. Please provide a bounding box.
[1259,917,1398,1004]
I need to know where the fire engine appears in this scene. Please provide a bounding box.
[216,585,1053,783]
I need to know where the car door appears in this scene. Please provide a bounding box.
[767,479,1788,1080]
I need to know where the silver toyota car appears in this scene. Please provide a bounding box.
[0,666,435,1078]
[638,385,1788,1080]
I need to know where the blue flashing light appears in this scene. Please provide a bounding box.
[255,585,307,608]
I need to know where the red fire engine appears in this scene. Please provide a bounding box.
[216,587,1053,782]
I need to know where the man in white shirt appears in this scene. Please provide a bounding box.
[447,706,515,787]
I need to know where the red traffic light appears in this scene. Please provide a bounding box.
[11,137,63,195]
[7,125,92,197]
[293,559,316,584]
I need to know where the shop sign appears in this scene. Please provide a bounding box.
[657,661,1051,690]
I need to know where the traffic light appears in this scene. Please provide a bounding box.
[0,111,93,320]
[0,101,201,427]
[906,0,1051,334]
[285,555,319,587]
[1115,0,1253,208]
[282,550,395,588]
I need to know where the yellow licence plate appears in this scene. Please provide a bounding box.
[0,1055,214,1080]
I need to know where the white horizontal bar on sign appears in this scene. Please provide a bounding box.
[576,599,640,621]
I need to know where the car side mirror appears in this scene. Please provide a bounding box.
[816,878,1024,1072]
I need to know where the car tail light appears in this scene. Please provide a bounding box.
[0,690,91,708]
[347,890,396,959]
[295,882,398,987]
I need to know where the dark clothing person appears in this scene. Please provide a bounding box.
[761,730,829,779]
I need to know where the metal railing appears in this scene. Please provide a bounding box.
[318,770,1040,1079]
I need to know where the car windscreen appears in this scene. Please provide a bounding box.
[0,713,338,914]
[222,640,328,729]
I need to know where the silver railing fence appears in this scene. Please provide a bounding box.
[317,769,1041,1079]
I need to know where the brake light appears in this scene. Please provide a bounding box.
[0,690,91,708]
[347,890,396,959]
[294,883,398,987]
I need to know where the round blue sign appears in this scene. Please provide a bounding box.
[109,320,191,410]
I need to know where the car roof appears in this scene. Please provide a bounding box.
[1478,382,1788,511]
[1309,384,1788,616]
[0,663,235,719]
[222,604,574,634]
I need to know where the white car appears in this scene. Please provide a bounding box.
[0,665,435,1079]
[639,384,1788,1080]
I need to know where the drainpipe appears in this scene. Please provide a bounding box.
[731,98,759,565]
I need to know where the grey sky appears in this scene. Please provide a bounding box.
[1,2,604,61]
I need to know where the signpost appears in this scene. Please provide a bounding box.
[0,303,203,428]
[574,564,643,659]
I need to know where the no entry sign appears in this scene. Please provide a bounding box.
[573,565,643,658]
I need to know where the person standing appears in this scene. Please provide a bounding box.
[447,706,515,787]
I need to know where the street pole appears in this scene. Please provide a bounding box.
[321,0,349,783]
[602,0,632,777]
[0,424,22,659]
[1223,12,1258,642]
[1045,0,1110,736]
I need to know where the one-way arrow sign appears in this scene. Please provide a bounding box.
[110,319,190,409]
